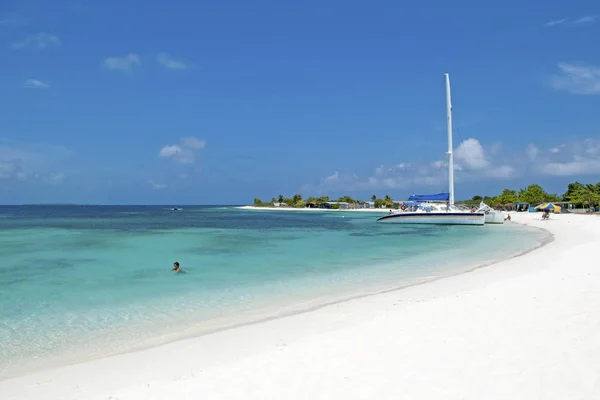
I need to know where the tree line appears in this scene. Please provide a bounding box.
[462,181,600,208]
[253,181,600,209]
[253,194,398,208]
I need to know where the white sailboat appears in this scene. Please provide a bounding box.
[377,74,485,226]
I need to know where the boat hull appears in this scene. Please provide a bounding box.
[484,211,504,224]
[377,212,485,225]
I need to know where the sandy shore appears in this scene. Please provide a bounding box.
[2,212,600,399]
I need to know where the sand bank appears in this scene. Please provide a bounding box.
[2,212,599,399]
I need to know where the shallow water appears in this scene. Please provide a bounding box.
[0,205,548,377]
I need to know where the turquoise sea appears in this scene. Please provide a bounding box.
[0,205,548,378]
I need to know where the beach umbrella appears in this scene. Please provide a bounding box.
[535,203,561,212]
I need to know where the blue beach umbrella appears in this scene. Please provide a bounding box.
[535,203,561,212]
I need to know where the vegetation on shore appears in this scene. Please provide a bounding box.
[253,194,399,209]
[253,181,600,209]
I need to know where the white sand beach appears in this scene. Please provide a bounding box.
[2,212,600,399]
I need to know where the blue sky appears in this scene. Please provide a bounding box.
[1,0,599,204]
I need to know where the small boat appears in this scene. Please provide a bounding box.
[377,74,485,226]
[477,202,504,224]
[171,207,183,211]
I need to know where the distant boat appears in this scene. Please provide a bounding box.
[377,74,485,226]
[171,207,183,211]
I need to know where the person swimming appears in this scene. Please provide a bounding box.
[171,261,182,273]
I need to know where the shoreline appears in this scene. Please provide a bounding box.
[2,212,599,399]
[0,222,545,380]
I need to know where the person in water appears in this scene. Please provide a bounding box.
[172,261,182,272]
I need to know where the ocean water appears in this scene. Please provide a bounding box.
[0,205,548,377]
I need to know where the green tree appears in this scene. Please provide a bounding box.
[563,182,600,207]
[278,194,284,205]
[292,193,303,205]
[472,195,482,201]
[495,189,519,204]
[562,182,586,203]
[383,194,393,207]
[371,194,377,202]
[517,184,548,204]
[337,195,356,204]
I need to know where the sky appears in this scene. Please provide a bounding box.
[1,0,599,205]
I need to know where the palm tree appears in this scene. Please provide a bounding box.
[371,194,377,202]
[278,194,284,206]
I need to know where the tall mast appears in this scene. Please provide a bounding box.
[444,73,455,205]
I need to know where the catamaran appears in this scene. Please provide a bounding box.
[377,74,485,226]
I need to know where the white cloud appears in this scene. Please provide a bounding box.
[159,145,183,158]
[543,160,600,176]
[549,145,564,154]
[573,15,597,25]
[545,18,567,27]
[103,53,141,72]
[545,16,597,27]
[48,172,65,184]
[484,165,516,179]
[23,79,49,89]
[180,136,205,149]
[529,138,600,176]
[0,139,70,182]
[0,160,19,179]
[526,144,540,160]
[324,171,339,182]
[149,181,167,189]
[158,136,206,165]
[302,138,533,194]
[551,62,600,94]
[157,53,187,70]
[11,33,61,50]
[454,138,490,169]
[431,160,446,169]
[394,162,411,170]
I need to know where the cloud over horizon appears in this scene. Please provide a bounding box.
[302,137,597,195]
[0,139,70,183]
[528,138,600,176]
